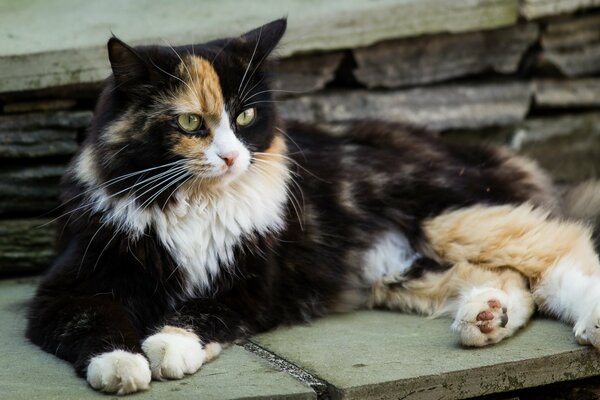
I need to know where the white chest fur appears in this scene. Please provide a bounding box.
[151,163,290,294]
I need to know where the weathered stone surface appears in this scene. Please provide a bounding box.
[520,0,600,19]
[0,279,316,399]
[0,219,54,274]
[0,0,519,93]
[353,23,539,88]
[254,311,600,400]
[0,129,78,158]
[444,113,600,183]
[279,82,531,132]
[510,113,600,183]
[272,52,343,95]
[0,165,65,214]
[3,99,76,113]
[540,14,600,77]
[0,110,92,130]
[534,79,600,108]
[0,111,90,158]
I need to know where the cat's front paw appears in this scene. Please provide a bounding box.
[452,288,510,347]
[86,350,151,395]
[142,326,221,380]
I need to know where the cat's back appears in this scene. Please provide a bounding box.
[283,121,559,217]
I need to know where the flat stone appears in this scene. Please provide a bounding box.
[520,0,600,19]
[0,219,54,275]
[254,311,600,400]
[3,99,77,114]
[534,79,600,108]
[279,82,531,132]
[509,113,600,183]
[0,110,93,130]
[0,0,519,93]
[0,129,78,158]
[0,279,315,399]
[353,23,538,88]
[0,164,65,215]
[272,52,344,95]
[540,14,600,77]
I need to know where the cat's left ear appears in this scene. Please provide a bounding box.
[239,18,287,60]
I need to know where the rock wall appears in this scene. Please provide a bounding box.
[0,4,599,275]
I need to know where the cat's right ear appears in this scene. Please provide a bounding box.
[107,37,152,88]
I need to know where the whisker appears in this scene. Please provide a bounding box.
[238,27,262,95]
[242,89,309,103]
[38,160,188,228]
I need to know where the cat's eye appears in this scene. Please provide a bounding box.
[236,108,256,127]
[177,113,203,133]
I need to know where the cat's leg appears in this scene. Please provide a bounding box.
[26,294,151,395]
[142,298,245,380]
[423,203,600,349]
[534,255,600,348]
[450,268,535,346]
[370,261,534,346]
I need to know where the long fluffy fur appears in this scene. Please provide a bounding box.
[26,18,600,395]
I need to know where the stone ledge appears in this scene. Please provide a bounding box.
[0,0,519,93]
[0,279,316,399]
[254,311,600,400]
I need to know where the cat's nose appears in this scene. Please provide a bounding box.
[219,151,239,167]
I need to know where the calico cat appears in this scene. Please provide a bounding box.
[27,18,600,395]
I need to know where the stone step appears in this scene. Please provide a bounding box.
[5,278,600,399]
[254,311,600,400]
[0,279,315,399]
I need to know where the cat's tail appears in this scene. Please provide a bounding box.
[563,180,600,251]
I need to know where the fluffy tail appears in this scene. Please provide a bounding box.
[564,181,600,251]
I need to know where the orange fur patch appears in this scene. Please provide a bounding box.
[423,203,599,283]
[169,56,225,161]
[160,325,198,339]
[175,56,224,121]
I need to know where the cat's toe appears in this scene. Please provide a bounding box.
[86,350,151,395]
[142,326,220,380]
[452,288,510,346]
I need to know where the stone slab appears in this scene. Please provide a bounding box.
[254,311,600,400]
[0,0,519,93]
[272,52,343,95]
[279,82,531,132]
[0,164,64,214]
[520,0,600,19]
[0,279,315,400]
[540,14,600,77]
[353,23,538,88]
[534,79,600,108]
[0,219,54,275]
[509,113,600,183]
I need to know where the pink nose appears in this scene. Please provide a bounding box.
[219,151,239,167]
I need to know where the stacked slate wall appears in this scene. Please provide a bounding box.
[0,4,599,275]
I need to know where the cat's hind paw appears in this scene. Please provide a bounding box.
[452,288,510,347]
[574,306,600,349]
[86,350,151,395]
[142,326,221,380]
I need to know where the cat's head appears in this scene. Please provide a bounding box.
[73,19,288,211]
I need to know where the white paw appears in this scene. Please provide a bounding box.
[575,306,600,348]
[452,288,510,347]
[142,327,221,380]
[86,350,151,395]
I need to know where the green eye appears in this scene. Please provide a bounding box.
[177,113,202,132]
[236,108,256,127]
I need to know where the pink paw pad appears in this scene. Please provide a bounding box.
[475,299,508,334]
